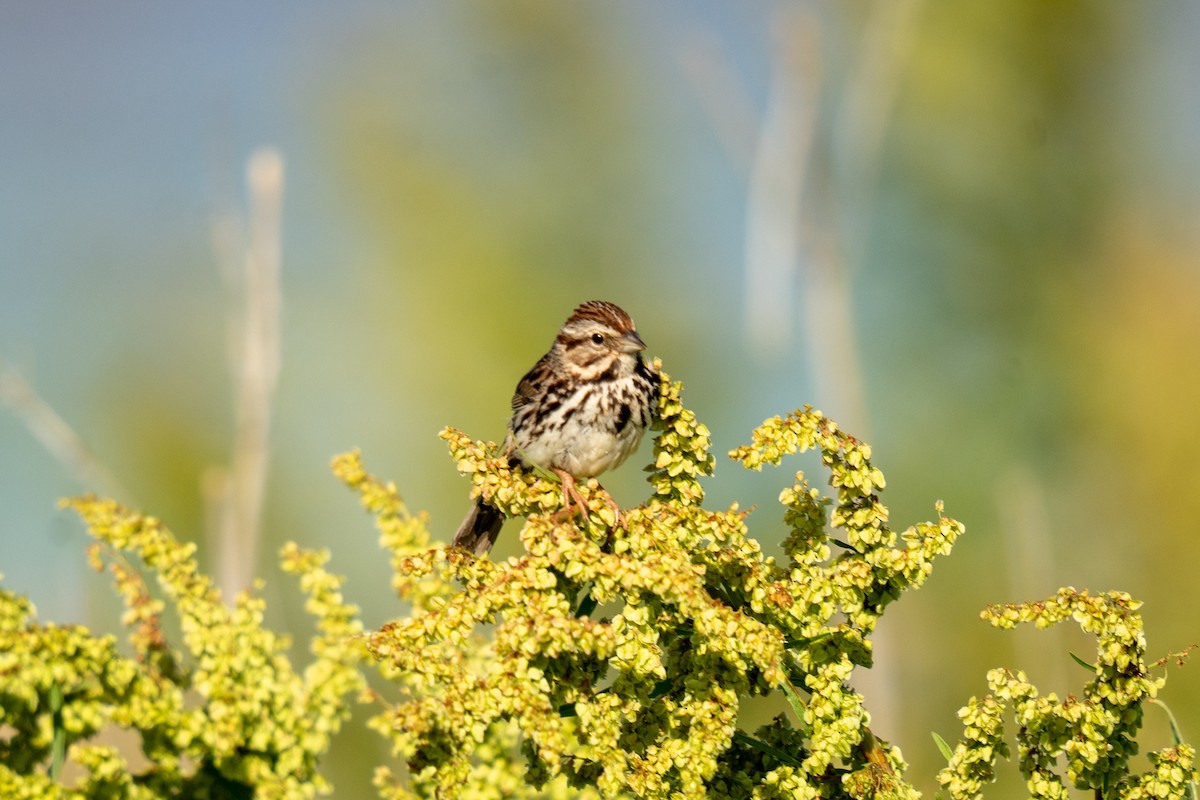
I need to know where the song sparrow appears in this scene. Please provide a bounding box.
[452,300,660,555]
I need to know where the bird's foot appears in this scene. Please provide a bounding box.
[550,469,589,524]
[550,470,625,529]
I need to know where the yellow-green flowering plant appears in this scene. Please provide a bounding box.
[0,502,366,799]
[937,589,1196,800]
[2,367,1193,799]
[348,369,962,799]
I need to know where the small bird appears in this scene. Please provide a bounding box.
[452,300,660,555]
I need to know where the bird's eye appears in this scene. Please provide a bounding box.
[591,333,605,345]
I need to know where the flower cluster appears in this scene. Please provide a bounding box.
[353,376,963,798]
[0,498,366,798]
[332,449,446,613]
[727,406,961,790]
[937,588,1197,799]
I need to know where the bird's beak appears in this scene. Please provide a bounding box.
[619,330,647,354]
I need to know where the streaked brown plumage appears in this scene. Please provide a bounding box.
[452,301,660,555]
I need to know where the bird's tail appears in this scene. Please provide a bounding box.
[451,496,505,556]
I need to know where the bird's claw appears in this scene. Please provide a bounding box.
[551,469,625,529]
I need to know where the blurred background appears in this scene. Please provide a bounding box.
[3,1,1198,796]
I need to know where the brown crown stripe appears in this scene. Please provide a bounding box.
[566,300,634,332]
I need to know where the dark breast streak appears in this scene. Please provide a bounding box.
[509,356,658,441]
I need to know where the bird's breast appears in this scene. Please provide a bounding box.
[510,375,651,477]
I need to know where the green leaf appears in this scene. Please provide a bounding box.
[574,584,598,617]
[783,631,834,649]
[1069,651,1097,672]
[733,730,805,768]
[780,676,808,729]
[1147,698,1184,746]
[932,731,955,762]
[48,683,66,781]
